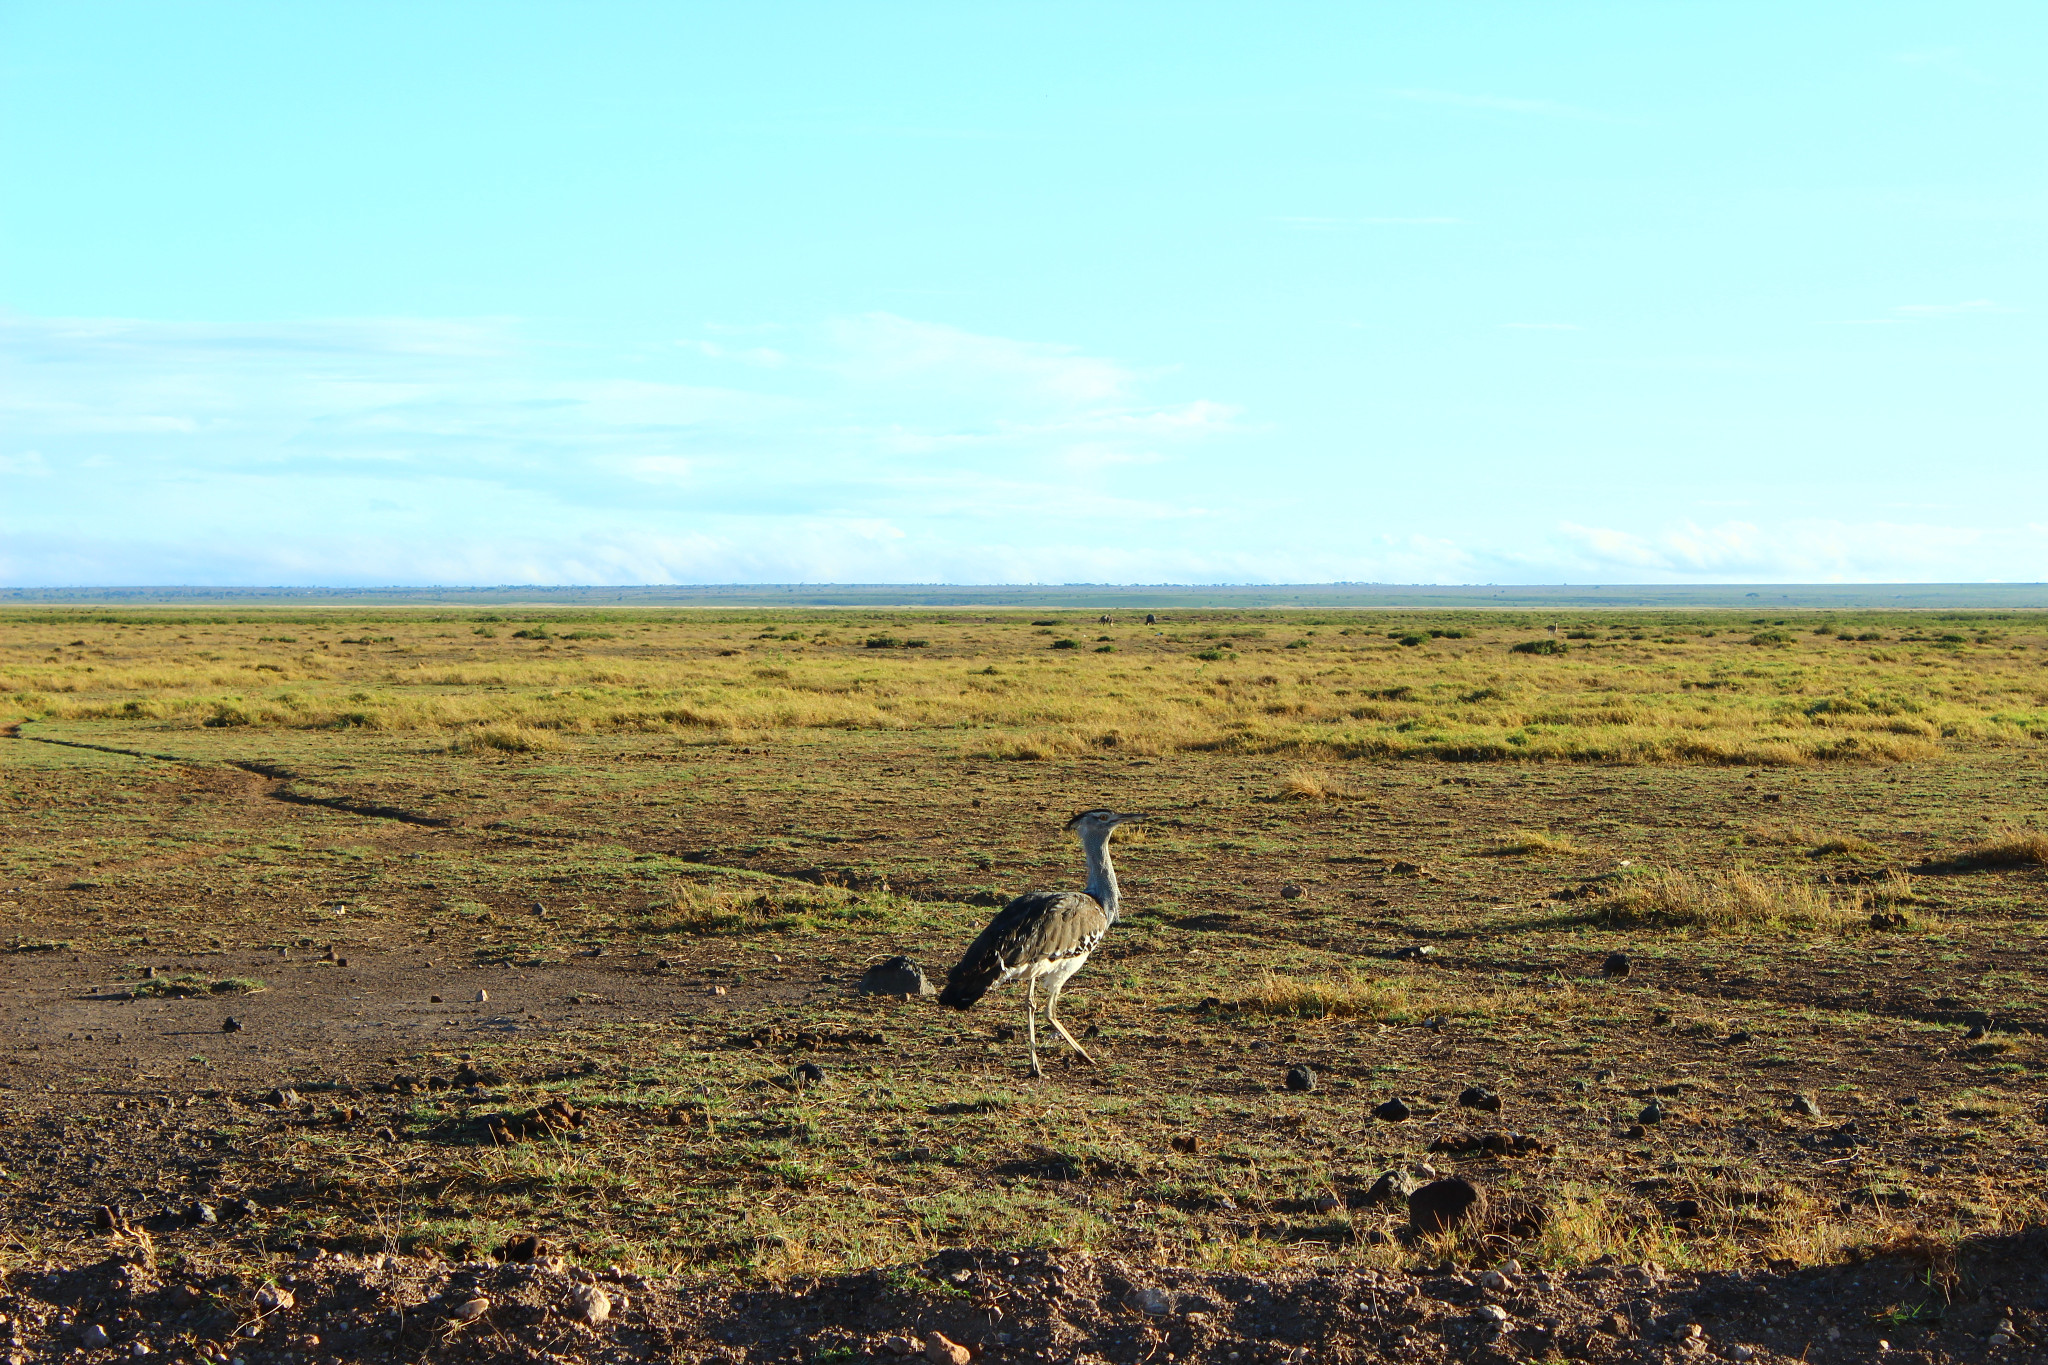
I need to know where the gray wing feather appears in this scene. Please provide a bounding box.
[939,890,1109,1008]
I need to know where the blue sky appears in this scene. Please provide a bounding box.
[2,3,2042,586]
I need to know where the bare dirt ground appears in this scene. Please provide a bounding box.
[3,613,2048,1362]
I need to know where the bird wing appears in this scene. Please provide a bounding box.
[938,890,1109,1010]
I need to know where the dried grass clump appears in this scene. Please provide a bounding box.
[1961,827,2048,868]
[1484,830,1583,857]
[450,723,565,754]
[1596,867,1864,933]
[1278,767,1363,800]
[1239,969,1499,1023]
[1807,835,1880,857]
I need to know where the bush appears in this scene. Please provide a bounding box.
[511,628,550,640]
[1510,639,1567,655]
[1748,631,1794,646]
[864,636,903,649]
[1051,638,1080,650]
[1397,634,1427,647]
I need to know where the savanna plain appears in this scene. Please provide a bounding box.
[1,606,2046,1365]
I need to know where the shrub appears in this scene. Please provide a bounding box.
[1397,634,1427,647]
[1748,631,1794,646]
[864,636,903,649]
[451,723,564,754]
[510,628,550,640]
[1510,639,1567,655]
[1051,639,1080,650]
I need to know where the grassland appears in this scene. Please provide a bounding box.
[1,604,2046,1345]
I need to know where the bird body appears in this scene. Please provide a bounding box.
[941,808,1140,1076]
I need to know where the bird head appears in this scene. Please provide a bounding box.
[1065,808,1143,840]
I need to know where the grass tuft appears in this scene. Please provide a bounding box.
[1594,867,1866,933]
[1960,827,2048,868]
[1483,830,1584,857]
[450,723,565,754]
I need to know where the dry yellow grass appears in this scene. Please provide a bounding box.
[1962,826,2048,867]
[3,607,2043,768]
[1594,866,1867,933]
[1484,830,1584,857]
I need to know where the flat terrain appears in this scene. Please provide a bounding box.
[1,605,2045,1363]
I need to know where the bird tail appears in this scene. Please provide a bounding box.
[938,962,1000,1010]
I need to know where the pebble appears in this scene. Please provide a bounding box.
[569,1285,610,1324]
[221,1017,243,1033]
[1458,1085,1501,1113]
[1408,1176,1482,1234]
[1280,883,1304,899]
[253,1287,294,1313]
[1791,1094,1822,1119]
[1476,1304,1508,1324]
[795,1061,827,1088]
[82,1325,109,1349]
[1728,1347,1755,1361]
[1639,1098,1665,1125]
[1373,1097,1412,1122]
[449,1298,489,1323]
[1602,952,1631,979]
[924,1332,971,1365]
[474,989,489,1003]
[1284,1064,1315,1092]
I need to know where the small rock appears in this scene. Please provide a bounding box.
[880,1336,918,1357]
[795,1061,827,1088]
[708,985,728,997]
[221,1017,243,1033]
[1280,883,1304,900]
[218,1197,254,1221]
[474,989,489,1004]
[858,956,936,997]
[1478,1269,1510,1290]
[92,1204,118,1230]
[1672,1198,1703,1220]
[449,1297,489,1323]
[253,1286,294,1313]
[570,1284,611,1324]
[1476,1304,1509,1323]
[262,1088,298,1108]
[1965,1023,1987,1040]
[924,1331,971,1365]
[1373,1097,1412,1122]
[1458,1085,1501,1113]
[1602,953,1631,979]
[1639,1099,1665,1125]
[1365,1170,1419,1204]
[1284,1064,1315,1092]
[1728,1347,1755,1361]
[1393,944,1435,960]
[1408,1176,1483,1234]
[131,1342,151,1357]
[1791,1094,1822,1119]
[499,1234,541,1264]
[187,1203,218,1226]
[429,995,443,1004]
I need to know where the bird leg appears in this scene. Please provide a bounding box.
[1045,981,1096,1065]
[1026,977,1043,1079]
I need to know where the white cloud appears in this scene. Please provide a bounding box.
[1892,300,2015,317]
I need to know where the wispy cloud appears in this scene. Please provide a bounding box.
[1500,322,1583,332]
[1383,88,1593,118]
[1892,299,2015,317]
[1272,215,1467,230]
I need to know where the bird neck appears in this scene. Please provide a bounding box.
[1081,831,1120,919]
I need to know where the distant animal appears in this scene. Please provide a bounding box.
[221,1016,243,1033]
[1602,952,1632,980]
[939,809,1143,1077]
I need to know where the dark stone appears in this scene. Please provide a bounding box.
[1408,1177,1483,1234]
[218,1197,253,1221]
[1284,1064,1315,1092]
[1374,1097,1412,1122]
[91,1204,117,1230]
[1791,1094,1822,1119]
[499,1233,542,1263]
[795,1061,827,1088]
[1672,1198,1704,1220]
[1458,1085,1501,1113]
[1393,944,1435,960]
[857,956,935,998]
[1363,1170,1420,1204]
[1280,883,1304,900]
[220,1017,243,1033]
[1639,1099,1665,1125]
[262,1088,298,1108]
[186,1202,218,1226]
[1602,953,1631,979]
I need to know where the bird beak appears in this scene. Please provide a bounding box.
[1113,812,1145,826]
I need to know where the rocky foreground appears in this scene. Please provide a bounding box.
[3,1231,2042,1364]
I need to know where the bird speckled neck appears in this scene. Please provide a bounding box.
[1080,825,1120,920]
